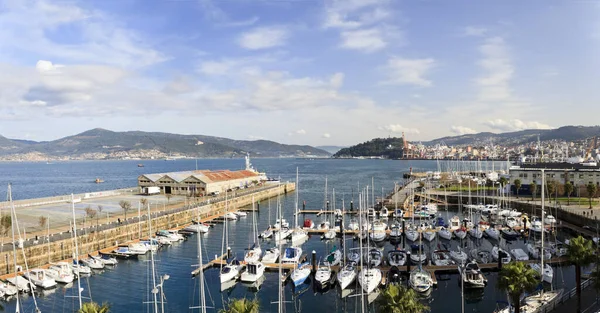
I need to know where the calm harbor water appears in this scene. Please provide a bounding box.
[0,159,580,312]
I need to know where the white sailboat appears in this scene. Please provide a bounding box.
[244,197,262,263]
[290,168,308,244]
[220,192,242,284]
[261,247,280,263]
[357,193,382,294]
[409,230,433,293]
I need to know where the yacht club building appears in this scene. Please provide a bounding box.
[509,162,600,195]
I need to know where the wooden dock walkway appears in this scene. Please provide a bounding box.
[192,254,308,276]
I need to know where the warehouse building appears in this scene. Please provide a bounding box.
[137,156,268,195]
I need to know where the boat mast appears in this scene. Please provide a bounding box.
[277,187,283,313]
[253,196,259,249]
[541,169,545,291]
[295,167,299,229]
[358,193,365,313]
[71,194,83,310]
[8,185,21,313]
[147,200,158,313]
[196,205,207,313]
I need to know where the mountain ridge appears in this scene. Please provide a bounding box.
[0,128,330,159]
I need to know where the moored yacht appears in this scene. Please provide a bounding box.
[23,269,56,289]
[409,268,433,293]
[337,262,357,290]
[281,247,302,264]
[459,261,487,289]
[240,262,265,283]
[358,268,382,294]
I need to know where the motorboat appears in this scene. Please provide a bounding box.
[450,247,468,264]
[23,269,57,289]
[431,250,454,266]
[261,247,280,263]
[156,230,183,242]
[501,228,519,240]
[291,262,311,287]
[510,248,529,261]
[347,218,359,231]
[491,246,512,264]
[380,207,389,219]
[469,249,492,264]
[281,247,302,264]
[545,214,557,225]
[69,260,92,276]
[303,219,315,229]
[337,262,357,290]
[92,254,118,266]
[530,263,553,283]
[505,216,521,228]
[220,257,243,283]
[7,276,35,293]
[409,268,433,293]
[183,222,210,233]
[454,227,467,240]
[244,243,262,263]
[484,227,500,240]
[387,266,402,285]
[387,249,408,266]
[449,216,461,231]
[317,220,330,231]
[323,247,342,266]
[46,262,75,283]
[459,261,487,289]
[240,262,265,283]
[366,248,383,267]
[527,243,552,260]
[321,229,336,240]
[79,256,105,270]
[468,227,482,239]
[141,239,160,252]
[358,268,382,294]
[275,228,293,241]
[259,227,273,239]
[550,242,568,257]
[422,229,437,242]
[0,280,18,296]
[234,211,247,217]
[314,265,333,289]
[291,228,309,243]
[223,212,238,220]
[496,290,564,313]
[438,226,452,240]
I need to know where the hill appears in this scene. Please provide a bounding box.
[334,138,404,158]
[316,146,346,154]
[0,128,330,159]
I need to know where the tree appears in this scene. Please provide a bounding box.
[376,284,430,313]
[218,298,259,313]
[567,236,596,313]
[514,179,522,199]
[0,215,11,236]
[530,181,537,201]
[586,182,597,209]
[497,261,540,313]
[565,182,574,205]
[546,180,556,203]
[78,301,110,313]
[140,198,148,208]
[499,177,508,188]
[38,216,47,230]
[85,206,97,233]
[118,200,132,221]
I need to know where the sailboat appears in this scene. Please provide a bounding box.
[314,262,333,289]
[291,168,308,244]
[259,197,274,239]
[244,197,262,263]
[357,193,382,294]
[190,201,210,313]
[409,229,433,293]
[220,192,242,284]
[336,236,357,290]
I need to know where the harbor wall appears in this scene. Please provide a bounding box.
[0,187,138,209]
[0,183,294,276]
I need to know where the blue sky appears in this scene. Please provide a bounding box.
[0,0,599,146]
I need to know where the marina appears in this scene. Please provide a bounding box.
[0,158,595,312]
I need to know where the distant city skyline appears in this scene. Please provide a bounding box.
[0,1,598,146]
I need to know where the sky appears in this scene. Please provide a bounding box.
[0,0,599,146]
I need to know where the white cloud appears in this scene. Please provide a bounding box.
[322,133,331,138]
[296,129,306,135]
[247,135,265,140]
[323,0,391,30]
[484,119,552,132]
[340,28,387,52]
[382,57,436,87]
[463,26,487,37]
[476,36,514,101]
[198,0,258,27]
[378,124,420,134]
[450,126,477,135]
[238,27,289,50]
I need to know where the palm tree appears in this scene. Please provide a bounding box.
[218,298,260,313]
[565,182,574,205]
[546,180,555,204]
[118,200,132,222]
[497,261,539,313]
[78,301,110,313]
[514,179,522,198]
[567,235,596,313]
[376,284,429,313]
[530,181,537,202]
[499,177,508,188]
[586,182,597,209]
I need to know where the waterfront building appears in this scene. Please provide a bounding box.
[509,162,600,195]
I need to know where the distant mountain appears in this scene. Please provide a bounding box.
[0,128,330,158]
[426,126,600,146]
[316,145,346,154]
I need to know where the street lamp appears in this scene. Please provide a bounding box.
[152,274,170,313]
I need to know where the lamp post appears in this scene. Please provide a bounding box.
[151,274,170,313]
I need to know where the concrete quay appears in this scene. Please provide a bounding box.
[0,182,295,276]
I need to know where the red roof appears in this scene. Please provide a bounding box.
[193,169,258,182]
